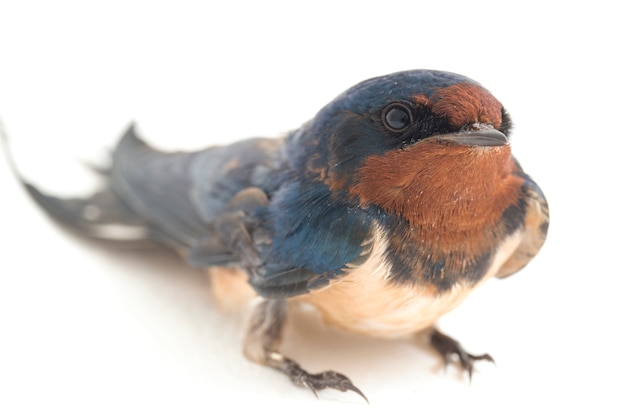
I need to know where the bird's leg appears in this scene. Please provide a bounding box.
[429,328,495,381]
[243,299,368,402]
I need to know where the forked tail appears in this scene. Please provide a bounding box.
[1,120,154,247]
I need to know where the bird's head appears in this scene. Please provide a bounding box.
[295,69,519,226]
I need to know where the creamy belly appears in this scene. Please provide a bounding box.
[300,228,523,339]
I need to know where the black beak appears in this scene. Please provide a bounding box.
[436,125,508,147]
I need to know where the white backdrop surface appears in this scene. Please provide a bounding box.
[1,1,623,415]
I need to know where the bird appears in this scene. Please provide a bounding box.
[2,69,549,402]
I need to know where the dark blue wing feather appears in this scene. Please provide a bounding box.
[268,181,371,273]
[111,127,212,247]
[110,127,281,252]
[248,179,374,298]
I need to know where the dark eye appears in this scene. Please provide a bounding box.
[382,103,412,132]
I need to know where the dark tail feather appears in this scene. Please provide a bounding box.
[24,183,155,245]
[2,120,155,248]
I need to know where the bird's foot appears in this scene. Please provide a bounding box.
[244,300,368,402]
[429,329,494,381]
[272,353,368,403]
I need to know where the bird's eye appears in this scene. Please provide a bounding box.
[382,103,412,132]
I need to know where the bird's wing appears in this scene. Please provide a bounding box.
[496,175,549,278]
[110,127,210,248]
[246,180,376,298]
[109,126,281,264]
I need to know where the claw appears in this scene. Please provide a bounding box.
[429,329,495,382]
[341,380,369,404]
[303,380,320,399]
[460,352,495,382]
[315,371,368,403]
[279,359,368,403]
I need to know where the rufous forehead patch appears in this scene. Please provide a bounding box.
[427,83,503,129]
[411,94,430,107]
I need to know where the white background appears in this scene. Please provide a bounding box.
[1,1,624,415]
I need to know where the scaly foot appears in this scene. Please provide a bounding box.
[429,328,495,381]
[244,299,368,402]
[273,353,368,402]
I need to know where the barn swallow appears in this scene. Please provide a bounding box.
[3,70,549,402]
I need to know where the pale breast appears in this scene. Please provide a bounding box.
[300,227,523,339]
